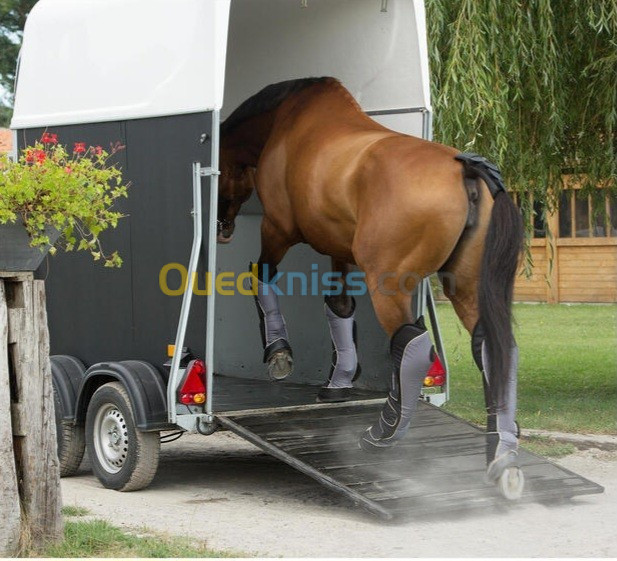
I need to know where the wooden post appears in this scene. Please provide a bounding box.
[0,281,21,556]
[0,272,63,555]
[546,209,560,303]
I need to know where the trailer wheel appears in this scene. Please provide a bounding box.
[54,387,86,477]
[86,382,160,491]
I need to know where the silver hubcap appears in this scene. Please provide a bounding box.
[93,404,129,474]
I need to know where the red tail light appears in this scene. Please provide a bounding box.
[424,354,446,387]
[178,359,207,405]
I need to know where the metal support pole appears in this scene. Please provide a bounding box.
[167,112,220,430]
[413,278,427,320]
[167,161,204,424]
[413,108,433,322]
[204,110,220,419]
[426,280,450,401]
[419,106,450,404]
[422,107,433,141]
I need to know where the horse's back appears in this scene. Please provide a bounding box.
[349,135,471,274]
[258,88,471,269]
[356,135,469,227]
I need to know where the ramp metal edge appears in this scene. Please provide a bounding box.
[215,397,386,418]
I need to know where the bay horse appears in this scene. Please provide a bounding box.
[217,77,524,495]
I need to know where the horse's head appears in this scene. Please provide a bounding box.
[217,157,256,244]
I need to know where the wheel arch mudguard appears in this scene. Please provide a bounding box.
[51,355,87,421]
[75,360,172,432]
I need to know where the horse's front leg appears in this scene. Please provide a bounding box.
[317,260,361,403]
[246,217,294,381]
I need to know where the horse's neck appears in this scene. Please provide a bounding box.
[223,83,369,166]
[223,112,276,168]
[325,81,365,115]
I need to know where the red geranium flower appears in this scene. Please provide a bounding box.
[35,149,47,164]
[73,142,86,154]
[25,149,34,163]
[93,145,103,156]
[41,132,58,144]
[110,141,126,154]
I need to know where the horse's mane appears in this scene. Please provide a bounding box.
[221,77,333,135]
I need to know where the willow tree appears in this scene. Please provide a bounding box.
[426,0,617,241]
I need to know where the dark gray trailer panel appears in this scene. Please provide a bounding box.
[18,113,213,371]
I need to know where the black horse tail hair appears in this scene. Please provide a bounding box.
[479,188,524,408]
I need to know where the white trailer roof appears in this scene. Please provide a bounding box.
[11,0,430,133]
[11,0,231,128]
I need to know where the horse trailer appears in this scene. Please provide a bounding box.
[10,0,602,518]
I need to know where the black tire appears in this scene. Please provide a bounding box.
[85,382,160,491]
[53,386,86,477]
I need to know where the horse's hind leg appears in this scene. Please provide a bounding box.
[358,269,435,451]
[317,260,361,403]
[247,217,294,381]
[441,224,523,498]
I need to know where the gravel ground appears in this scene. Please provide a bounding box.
[61,432,617,558]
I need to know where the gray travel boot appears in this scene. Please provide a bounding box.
[360,317,433,451]
[472,323,524,498]
[246,263,293,380]
[317,296,361,403]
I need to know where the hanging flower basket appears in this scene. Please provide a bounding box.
[0,135,128,272]
[0,221,60,272]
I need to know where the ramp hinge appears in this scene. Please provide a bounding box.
[200,167,220,177]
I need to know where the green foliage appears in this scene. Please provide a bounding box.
[521,435,576,458]
[0,0,36,101]
[61,505,90,517]
[0,103,11,127]
[0,137,128,267]
[39,519,240,558]
[439,302,617,434]
[427,0,617,227]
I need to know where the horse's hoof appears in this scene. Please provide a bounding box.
[267,349,293,381]
[497,466,525,500]
[316,386,352,403]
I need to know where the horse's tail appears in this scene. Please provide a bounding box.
[455,153,524,407]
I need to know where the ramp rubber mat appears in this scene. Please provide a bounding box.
[217,401,604,520]
[212,373,380,413]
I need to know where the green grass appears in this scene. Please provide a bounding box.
[520,435,577,458]
[436,302,617,434]
[38,520,241,558]
[61,505,90,517]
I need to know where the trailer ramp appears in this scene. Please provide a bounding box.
[217,401,603,520]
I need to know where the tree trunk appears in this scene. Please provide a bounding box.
[0,273,63,555]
